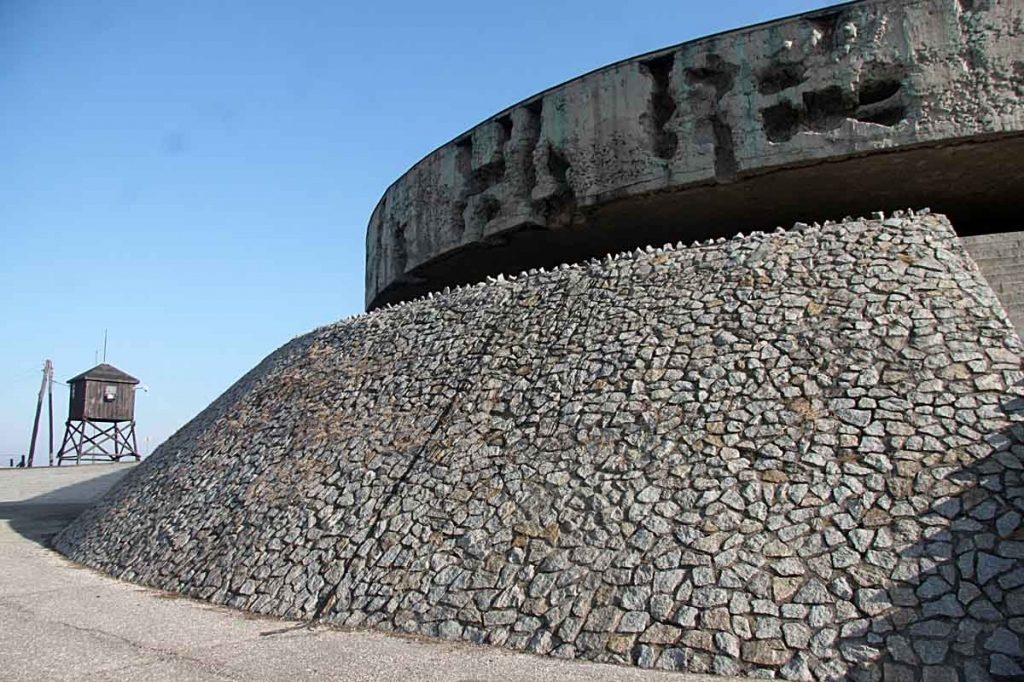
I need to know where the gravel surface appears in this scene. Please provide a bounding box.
[1,464,739,681]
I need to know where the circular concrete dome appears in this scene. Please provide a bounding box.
[365,0,1024,310]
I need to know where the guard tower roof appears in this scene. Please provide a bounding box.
[67,363,140,385]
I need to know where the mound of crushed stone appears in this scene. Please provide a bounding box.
[57,213,1024,680]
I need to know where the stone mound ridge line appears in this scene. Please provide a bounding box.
[364,208,936,316]
[56,213,1024,680]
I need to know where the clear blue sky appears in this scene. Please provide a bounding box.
[1,0,832,461]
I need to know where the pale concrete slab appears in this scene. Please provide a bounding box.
[0,463,744,681]
[0,462,136,503]
[0,463,136,546]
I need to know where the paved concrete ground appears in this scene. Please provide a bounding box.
[0,464,743,681]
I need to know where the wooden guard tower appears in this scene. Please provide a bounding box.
[57,363,141,464]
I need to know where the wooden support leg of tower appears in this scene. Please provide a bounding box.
[78,423,112,457]
[56,421,74,467]
[110,422,121,459]
[58,420,141,464]
[128,421,140,461]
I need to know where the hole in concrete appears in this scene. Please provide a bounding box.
[685,54,737,98]
[803,85,853,130]
[481,196,501,224]
[640,54,679,160]
[859,79,903,106]
[453,138,473,235]
[391,221,408,274]
[540,146,574,226]
[762,74,908,139]
[520,103,543,193]
[762,101,802,142]
[686,55,740,179]
[856,105,906,127]
[758,62,808,95]
[547,146,569,188]
[497,115,513,142]
[473,159,506,191]
[808,11,841,49]
[711,115,737,182]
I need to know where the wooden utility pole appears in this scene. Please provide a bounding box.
[47,362,55,467]
[27,360,53,468]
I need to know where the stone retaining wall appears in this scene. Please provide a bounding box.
[58,213,1024,681]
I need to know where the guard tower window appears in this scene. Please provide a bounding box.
[103,385,118,402]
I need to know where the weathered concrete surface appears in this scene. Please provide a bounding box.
[962,230,1024,340]
[57,213,1024,679]
[366,0,1024,309]
[0,463,737,681]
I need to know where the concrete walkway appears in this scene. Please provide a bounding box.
[0,464,742,682]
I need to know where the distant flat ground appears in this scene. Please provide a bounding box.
[0,463,739,682]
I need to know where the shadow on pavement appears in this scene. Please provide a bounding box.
[0,467,134,546]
